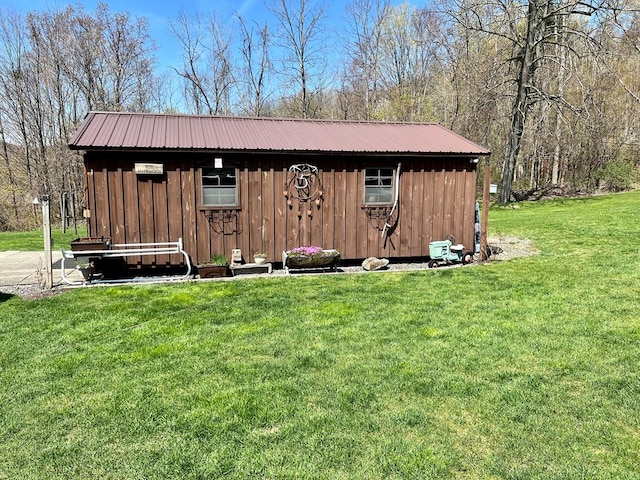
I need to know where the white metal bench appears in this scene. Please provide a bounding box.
[61,238,192,285]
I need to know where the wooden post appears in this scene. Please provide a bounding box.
[480,162,491,261]
[42,195,53,289]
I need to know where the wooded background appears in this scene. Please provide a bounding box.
[1,0,638,230]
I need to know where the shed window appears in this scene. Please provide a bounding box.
[201,167,237,206]
[364,168,394,205]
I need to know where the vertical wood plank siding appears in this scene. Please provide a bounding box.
[84,152,477,266]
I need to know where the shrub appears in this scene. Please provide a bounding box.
[595,159,639,192]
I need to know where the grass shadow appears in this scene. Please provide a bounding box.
[0,292,15,303]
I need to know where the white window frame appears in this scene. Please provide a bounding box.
[201,167,238,207]
[364,167,395,205]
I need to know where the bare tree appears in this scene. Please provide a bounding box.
[0,4,159,228]
[378,5,444,121]
[269,0,328,118]
[170,12,234,115]
[340,0,389,120]
[0,105,19,227]
[442,0,629,202]
[236,15,273,116]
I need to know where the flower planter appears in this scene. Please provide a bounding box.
[197,264,229,278]
[283,248,340,272]
[70,237,111,252]
[254,255,268,265]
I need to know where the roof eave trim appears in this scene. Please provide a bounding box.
[68,145,491,156]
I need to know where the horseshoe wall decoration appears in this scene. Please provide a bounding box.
[285,163,323,203]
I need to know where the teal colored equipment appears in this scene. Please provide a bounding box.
[428,239,473,268]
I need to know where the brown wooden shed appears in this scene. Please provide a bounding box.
[68,111,490,268]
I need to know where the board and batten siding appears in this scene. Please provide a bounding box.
[83,151,477,267]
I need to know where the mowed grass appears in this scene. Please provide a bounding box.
[1,191,639,479]
[0,226,87,251]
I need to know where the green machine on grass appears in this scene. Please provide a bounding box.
[428,238,474,268]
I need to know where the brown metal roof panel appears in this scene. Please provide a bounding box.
[110,114,132,147]
[176,115,189,148]
[250,120,271,148]
[229,118,253,149]
[426,124,484,154]
[122,114,143,147]
[189,116,207,149]
[85,112,109,147]
[294,122,351,151]
[303,122,327,148]
[149,115,165,147]
[178,115,191,148]
[209,117,227,148]
[233,117,259,149]
[250,119,278,149]
[335,123,368,150]
[92,113,119,147]
[220,118,239,148]
[241,121,263,149]
[214,117,232,148]
[68,111,101,147]
[136,114,154,148]
[251,119,273,149]
[286,120,317,149]
[67,112,91,146]
[68,112,490,155]
[165,115,180,148]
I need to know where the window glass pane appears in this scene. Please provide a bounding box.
[365,187,392,203]
[364,168,394,204]
[202,167,237,206]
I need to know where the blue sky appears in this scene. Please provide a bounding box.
[3,0,385,73]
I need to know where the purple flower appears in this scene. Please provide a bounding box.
[290,245,323,256]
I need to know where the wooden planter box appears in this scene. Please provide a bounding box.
[229,263,272,276]
[70,237,111,252]
[197,264,229,278]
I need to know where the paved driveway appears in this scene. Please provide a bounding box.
[0,251,82,286]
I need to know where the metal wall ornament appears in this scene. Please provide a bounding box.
[205,209,242,235]
[364,206,395,233]
[285,164,323,202]
[284,163,324,216]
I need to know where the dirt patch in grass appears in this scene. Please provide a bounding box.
[487,236,539,262]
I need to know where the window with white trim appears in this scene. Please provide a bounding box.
[364,168,394,205]
[201,167,238,206]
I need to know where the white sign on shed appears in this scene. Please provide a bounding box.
[135,163,164,175]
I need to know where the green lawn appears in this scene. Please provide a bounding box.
[1,191,639,479]
[0,226,87,251]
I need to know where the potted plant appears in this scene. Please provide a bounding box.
[253,253,268,265]
[70,236,111,252]
[197,254,229,278]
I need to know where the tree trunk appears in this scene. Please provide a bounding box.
[551,15,566,186]
[499,0,538,204]
[0,114,20,224]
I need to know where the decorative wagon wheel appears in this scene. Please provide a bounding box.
[285,164,323,203]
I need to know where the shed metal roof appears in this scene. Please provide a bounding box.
[68,111,491,156]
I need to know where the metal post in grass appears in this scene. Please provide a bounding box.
[41,195,53,289]
[480,162,491,261]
